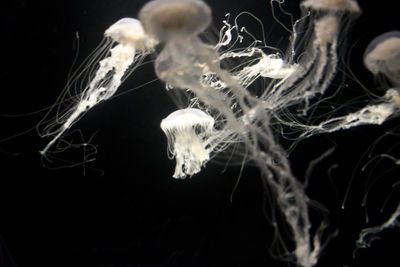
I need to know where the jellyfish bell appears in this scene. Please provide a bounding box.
[105,18,145,44]
[300,0,361,13]
[363,31,400,89]
[138,0,211,42]
[105,17,156,50]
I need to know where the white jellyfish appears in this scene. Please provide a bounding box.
[161,108,214,178]
[160,108,234,178]
[263,0,361,113]
[38,18,155,156]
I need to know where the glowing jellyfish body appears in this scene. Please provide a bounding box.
[161,108,214,178]
[364,31,400,89]
[39,18,155,156]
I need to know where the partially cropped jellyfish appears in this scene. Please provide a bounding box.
[38,18,155,156]
[364,31,400,90]
[268,0,362,111]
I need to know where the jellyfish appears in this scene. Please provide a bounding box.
[38,18,156,156]
[160,108,235,178]
[261,0,362,113]
[364,31,400,90]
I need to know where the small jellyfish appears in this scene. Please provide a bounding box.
[364,31,400,89]
[160,108,232,178]
[39,18,155,156]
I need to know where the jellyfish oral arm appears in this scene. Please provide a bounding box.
[86,44,136,102]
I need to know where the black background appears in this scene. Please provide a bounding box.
[0,1,399,267]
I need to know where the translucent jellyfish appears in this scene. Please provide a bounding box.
[364,31,400,89]
[160,108,233,178]
[274,0,362,111]
[38,18,155,156]
[161,108,214,178]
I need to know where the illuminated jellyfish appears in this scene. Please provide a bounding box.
[267,0,361,111]
[138,0,330,266]
[39,18,155,156]
[160,108,234,178]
